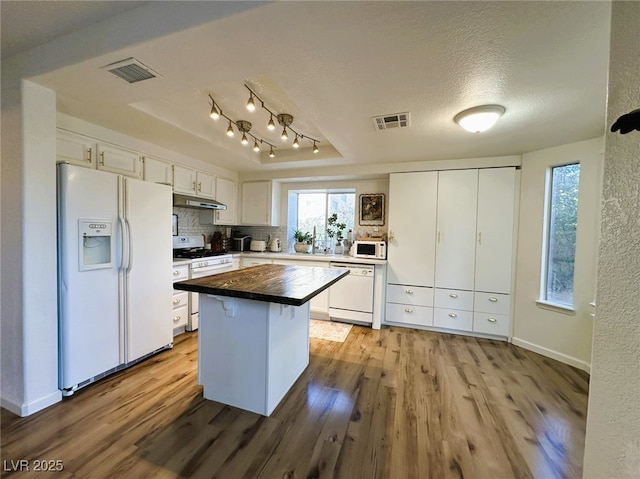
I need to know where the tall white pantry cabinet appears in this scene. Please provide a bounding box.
[385,167,517,339]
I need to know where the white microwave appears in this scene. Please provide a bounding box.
[353,240,386,259]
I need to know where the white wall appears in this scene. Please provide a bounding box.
[1,79,62,415]
[583,2,640,477]
[512,137,603,371]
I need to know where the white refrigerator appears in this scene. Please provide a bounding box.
[57,163,173,395]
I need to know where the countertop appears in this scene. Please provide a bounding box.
[173,264,349,306]
[232,251,387,265]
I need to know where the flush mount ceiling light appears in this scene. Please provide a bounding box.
[454,105,505,133]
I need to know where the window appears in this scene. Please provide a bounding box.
[542,163,581,308]
[292,190,355,246]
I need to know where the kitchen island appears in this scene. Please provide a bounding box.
[173,264,349,415]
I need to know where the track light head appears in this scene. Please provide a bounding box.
[292,135,299,148]
[226,121,234,137]
[281,128,288,141]
[269,147,275,158]
[246,93,256,112]
[267,115,276,131]
[209,102,220,120]
[313,142,319,154]
[253,140,260,152]
[241,133,249,145]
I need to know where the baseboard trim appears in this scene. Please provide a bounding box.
[1,390,62,417]
[511,337,591,373]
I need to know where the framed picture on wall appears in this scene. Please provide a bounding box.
[359,193,385,226]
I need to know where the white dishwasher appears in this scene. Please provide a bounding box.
[329,263,374,325]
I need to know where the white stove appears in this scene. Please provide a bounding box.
[173,236,233,331]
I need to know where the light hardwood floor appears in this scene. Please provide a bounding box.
[1,326,588,478]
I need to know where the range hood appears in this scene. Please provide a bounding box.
[173,193,227,210]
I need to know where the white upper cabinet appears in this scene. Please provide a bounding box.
[96,143,142,178]
[434,169,479,291]
[241,180,280,226]
[195,171,215,199]
[56,130,96,168]
[387,171,438,286]
[143,156,173,185]
[475,167,516,294]
[214,177,237,224]
[172,165,197,195]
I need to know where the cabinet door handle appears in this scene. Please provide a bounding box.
[388,230,395,242]
[487,317,497,323]
[87,147,92,162]
[405,289,414,294]
[448,312,457,318]
[437,231,441,243]
[478,232,482,245]
[173,270,180,276]
[192,181,196,190]
[488,297,498,302]
[449,293,458,298]
[173,298,181,305]
[173,315,181,322]
[404,308,413,313]
[99,151,105,166]
[198,182,202,192]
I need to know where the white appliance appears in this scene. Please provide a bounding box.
[57,163,173,396]
[353,240,386,259]
[328,263,374,325]
[172,235,233,331]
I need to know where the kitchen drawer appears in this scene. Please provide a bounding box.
[172,305,189,328]
[385,302,433,327]
[473,312,510,337]
[172,291,188,310]
[386,284,433,307]
[474,292,511,315]
[241,257,273,268]
[433,308,473,332]
[434,288,473,311]
[172,265,189,281]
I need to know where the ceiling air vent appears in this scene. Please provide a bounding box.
[372,112,410,131]
[102,58,161,84]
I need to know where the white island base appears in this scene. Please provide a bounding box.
[197,294,310,416]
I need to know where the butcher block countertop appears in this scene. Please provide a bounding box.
[173,264,349,306]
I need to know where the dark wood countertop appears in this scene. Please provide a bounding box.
[173,264,349,306]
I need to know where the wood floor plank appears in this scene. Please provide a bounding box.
[1,327,589,478]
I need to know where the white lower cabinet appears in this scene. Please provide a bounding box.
[433,308,473,331]
[172,264,189,333]
[473,312,510,336]
[386,284,434,327]
[386,303,433,327]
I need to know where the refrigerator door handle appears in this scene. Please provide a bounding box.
[118,215,129,270]
[125,217,133,272]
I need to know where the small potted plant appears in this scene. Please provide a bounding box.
[293,229,313,253]
[326,213,347,254]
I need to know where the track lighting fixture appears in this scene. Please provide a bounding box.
[207,85,324,157]
[244,85,321,153]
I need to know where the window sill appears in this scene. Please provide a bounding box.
[535,300,576,316]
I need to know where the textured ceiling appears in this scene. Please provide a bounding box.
[2,1,612,176]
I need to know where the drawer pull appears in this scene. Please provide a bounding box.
[173,270,180,276]
[404,308,413,313]
[173,315,181,322]
[449,293,458,298]
[448,313,457,318]
[405,289,414,294]
[488,297,498,302]
[173,298,181,305]
[487,317,497,323]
